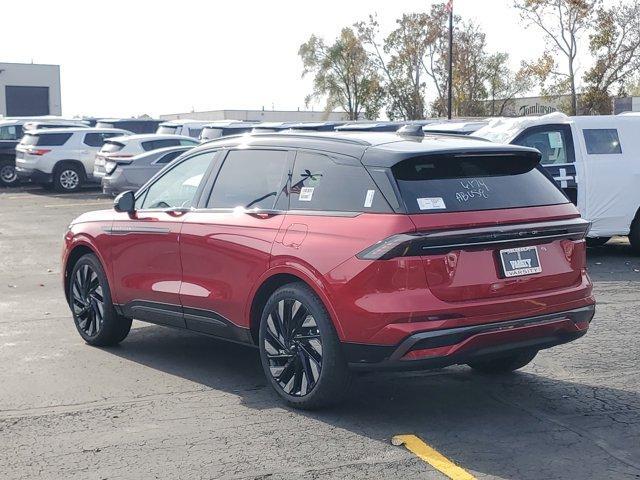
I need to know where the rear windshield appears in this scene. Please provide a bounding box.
[156,125,178,135]
[101,141,125,153]
[392,152,568,213]
[200,127,223,141]
[21,132,72,146]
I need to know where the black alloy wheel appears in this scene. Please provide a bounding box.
[259,283,351,409]
[69,254,132,346]
[263,298,323,397]
[70,263,105,337]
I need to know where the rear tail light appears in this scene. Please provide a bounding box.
[356,218,591,261]
[104,161,118,174]
[29,148,51,156]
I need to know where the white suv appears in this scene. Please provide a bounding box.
[15,128,130,192]
[93,134,199,179]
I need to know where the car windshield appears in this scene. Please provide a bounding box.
[157,125,178,135]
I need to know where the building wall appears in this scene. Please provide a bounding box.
[0,62,62,117]
[160,109,350,122]
[613,97,640,115]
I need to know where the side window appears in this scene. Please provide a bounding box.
[514,128,570,165]
[0,125,18,140]
[207,150,289,209]
[583,129,622,154]
[155,150,183,164]
[36,133,72,146]
[180,139,199,146]
[142,139,180,151]
[290,151,390,212]
[138,152,214,210]
[83,133,104,147]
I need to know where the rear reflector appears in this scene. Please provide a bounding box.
[29,148,51,156]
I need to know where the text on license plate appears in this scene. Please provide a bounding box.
[499,246,542,277]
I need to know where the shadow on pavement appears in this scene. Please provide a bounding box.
[106,322,640,479]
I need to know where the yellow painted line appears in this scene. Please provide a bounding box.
[44,202,111,208]
[392,435,476,480]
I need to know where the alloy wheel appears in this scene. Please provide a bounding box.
[263,299,323,396]
[71,264,104,337]
[60,169,80,190]
[0,164,17,184]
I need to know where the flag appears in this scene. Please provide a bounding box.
[445,0,453,13]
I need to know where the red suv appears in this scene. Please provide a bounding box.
[62,130,595,408]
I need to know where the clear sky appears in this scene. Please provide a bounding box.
[1,0,585,118]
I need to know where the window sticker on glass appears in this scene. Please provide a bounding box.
[364,189,375,208]
[548,131,563,149]
[417,197,446,210]
[299,186,314,202]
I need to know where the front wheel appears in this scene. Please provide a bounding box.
[259,283,351,409]
[467,350,537,374]
[69,254,132,346]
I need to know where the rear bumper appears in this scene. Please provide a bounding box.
[344,304,594,371]
[15,166,52,184]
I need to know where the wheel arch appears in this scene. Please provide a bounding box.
[63,242,102,303]
[54,159,88,180]
[247,268,343,345]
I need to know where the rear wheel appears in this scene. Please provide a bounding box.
[258,283,351,409]
[54,163,83,192]
[0,160,18,187]
[69,254,131,346]
[467,350,537,374]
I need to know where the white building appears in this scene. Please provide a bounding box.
[0,62,61,117]
[160,109,351,122]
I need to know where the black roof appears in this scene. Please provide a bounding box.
[194,131,540,167]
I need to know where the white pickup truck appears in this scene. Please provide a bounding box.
[475,112,640,251]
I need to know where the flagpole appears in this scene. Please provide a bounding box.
[447,0,453,120]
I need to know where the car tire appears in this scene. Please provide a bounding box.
[467,350,538,374]
[0,159,19,187]
[53,163,83,192]
[69,253,132,346]
[629,217,640,254]
[258,282,352,409]
[586,237,610,248]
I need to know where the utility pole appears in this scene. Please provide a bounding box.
[446,0,453,120]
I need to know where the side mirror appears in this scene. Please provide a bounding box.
[114,190,136,214]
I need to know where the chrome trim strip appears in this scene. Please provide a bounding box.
[102,225,171,235]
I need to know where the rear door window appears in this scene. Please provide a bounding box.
[290,151,390,212]
[583,129,622,154]
[207,150,289,210]
[392,152,569,214]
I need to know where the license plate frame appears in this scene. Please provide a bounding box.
[499,246,542,278]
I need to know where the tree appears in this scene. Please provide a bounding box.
[514,0,599,115]
[356,14,429,120]
[299,28,383,120]
[485,53,535,116]
[582,1,640,114]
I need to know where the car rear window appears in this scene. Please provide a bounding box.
[142,139,181,151]
[21,132,72,147]
[392,152,569,213]
[101,141,125,153]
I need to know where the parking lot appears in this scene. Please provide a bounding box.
[0,186,638,480]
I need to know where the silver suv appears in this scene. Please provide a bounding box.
[15,128,130,192]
